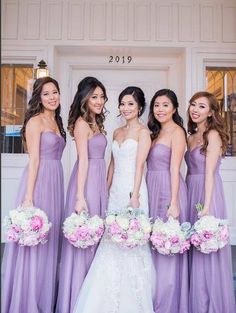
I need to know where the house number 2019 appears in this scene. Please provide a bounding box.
[109,56,132,64]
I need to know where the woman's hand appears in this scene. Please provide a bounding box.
[129,195,140,209]
[167,203,180,219]
[21,198,33,208]
[75,197,88,214]
[197,207,209,218]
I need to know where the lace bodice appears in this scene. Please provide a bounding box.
[108,139,149,215]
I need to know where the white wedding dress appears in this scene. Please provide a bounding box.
[73,139,155,313]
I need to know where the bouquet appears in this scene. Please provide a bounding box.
[190,203,229,254]
[4,206,52,246]
[63,211,104,248]
[150,216,191,255]
[105,207,152,248]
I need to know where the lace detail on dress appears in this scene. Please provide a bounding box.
[73,140,155,313]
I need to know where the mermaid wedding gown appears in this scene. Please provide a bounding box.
[73,139,155,313]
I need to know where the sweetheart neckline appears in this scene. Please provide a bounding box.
[42,131,62,139]
[151,143,171,150]
[113,138,138,148]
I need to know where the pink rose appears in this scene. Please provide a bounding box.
[12,225,21,233]
[191,233,201,246]
[30,216,44,231]
[180,240,190,253]
[109,222,121,235]
[151,234,165,247]
[219,227,229,241]
[202,230,213,240]
[68,234,77,242]
[95,226,104,237]
[121,233,128,240]
[8,230,19,242]
[129,219,140,232]
[76,226,90,240]
[170,236,179,245]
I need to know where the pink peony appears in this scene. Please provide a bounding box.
[76,226,91,240]
[170,236,179,244]
[109,222,121,235]
[151,234,165,247]
[129,219,140,231]
[95,226,104,237]
[121,233,128,240]
[180,240,191,253]
[202,230,213,240]
[8,230,19,242]
[30,215,44,231]
[219,227,229,241]
[191,233,201,246]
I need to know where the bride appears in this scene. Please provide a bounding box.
[73,86,155,313]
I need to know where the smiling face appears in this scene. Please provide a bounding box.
[119,94,139,120]
[40,82,60,111]
[87,86,105,115]
[189,96,212,125]
[153,95,176,124]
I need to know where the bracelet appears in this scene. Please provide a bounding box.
[129,192,140,199]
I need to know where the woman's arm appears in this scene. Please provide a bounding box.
[74,120,90,213]
[107,129,119,191]
[107,153,114,191]
[167,128,186,218]
[130,129,151,208]
[22,117,41,207]
[199,130,222,216]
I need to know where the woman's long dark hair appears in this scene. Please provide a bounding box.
[148,89,186,140]
[21,76,66,142]
[187,91,229,155]
[68,76,108,137]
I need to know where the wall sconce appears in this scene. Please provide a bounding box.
[35,60,49,79]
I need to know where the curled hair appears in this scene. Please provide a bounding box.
[118,86,146,117]
[68,76,108,137]
[148,89,186,140]
[187,91,229,156]
[21,77,66,142]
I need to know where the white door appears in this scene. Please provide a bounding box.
[57,48,184,189]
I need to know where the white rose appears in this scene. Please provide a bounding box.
[134,231,143,240]
[116,216,129,230]
[105,215,116,225]
[75,215,86,226]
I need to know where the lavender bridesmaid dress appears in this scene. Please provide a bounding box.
[146,143,189,313]
[56,133,108,313]
[185,146,236,313]
[1,131,65,313]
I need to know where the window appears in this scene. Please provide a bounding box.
[1,64,34,153]
[206,67,236,156]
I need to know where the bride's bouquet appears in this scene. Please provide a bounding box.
[63,211,104,248]
[190,203,229,254]
[105,207,152,248]
[4,206,52,246]
[150,216,191,255]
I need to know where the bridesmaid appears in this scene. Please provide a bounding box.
[56,76,108,313]
[185,91,236,313]
[1,77,66,313]
[146,89,189,313]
